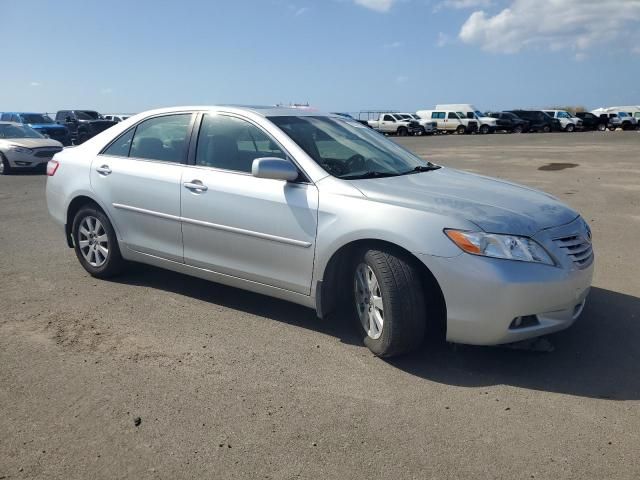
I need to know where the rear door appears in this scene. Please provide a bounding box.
[180,113,318,294]
[91,112,194,262]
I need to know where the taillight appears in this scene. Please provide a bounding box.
[47,159,60,176]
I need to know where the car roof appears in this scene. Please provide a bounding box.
[129,105,331,118]
[2,112,46,115]
[0,121,22,125]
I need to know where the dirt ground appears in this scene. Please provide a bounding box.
[1,131,639,479]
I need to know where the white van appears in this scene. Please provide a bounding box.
[435,104,496,134]
[416,109,478,134]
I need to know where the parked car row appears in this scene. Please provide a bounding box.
[359,104,640,136]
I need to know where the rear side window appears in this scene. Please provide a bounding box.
[195,114,286,173]
[129,114,192,163]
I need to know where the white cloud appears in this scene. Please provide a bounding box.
[384,40,403,48]
[353,0,398,12]
[294,6,309,16]
[459,0,640,54]
[435,0,492,10]
[29,81,41,87]
[436,32,450,47]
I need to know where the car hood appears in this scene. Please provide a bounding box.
[352,167,578,236]
[0,138,63,149]
[479,116,497,124]
[29,123,66,130]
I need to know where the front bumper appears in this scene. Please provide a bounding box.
[3,150,52,169]
[419,218,594,345]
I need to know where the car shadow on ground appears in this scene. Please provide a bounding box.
[116,265,639,400]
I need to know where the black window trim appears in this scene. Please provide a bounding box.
[99,111,196,165]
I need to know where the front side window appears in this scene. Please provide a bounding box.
[129,114,192,163]
[103,128,135,157]
[75,111,100,120]
[269,115,434,179]
[195,114,286,173]
[383,115,394,122]
[448,112,459,120]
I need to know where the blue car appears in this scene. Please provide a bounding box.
[0,112,72,146]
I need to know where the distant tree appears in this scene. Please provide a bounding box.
[549,105,587,113]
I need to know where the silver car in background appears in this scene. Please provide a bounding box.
[46,106,594,357]
[0,122,63,174]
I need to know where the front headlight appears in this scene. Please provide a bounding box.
[9,145,34,154]
[444,229,555,265]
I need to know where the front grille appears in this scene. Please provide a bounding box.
[553,234,593,268]
[34,148,63,158]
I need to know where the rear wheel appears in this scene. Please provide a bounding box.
[72,206,125,278]
[0,154,11,175]
[542,125,551,133]
[479,124,490,134]
[352,248,426,357]
[397,127,408,137]
[513,125,523,134]
[597,123,606,131]
[609,126,617,131]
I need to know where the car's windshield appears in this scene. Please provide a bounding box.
[76,111,101,120]
[0,124,44,139]
[20,114,53,124]
[269,115,435,179]
[474,110,484,118]
[618,112,629,117]
[557,111,572,119]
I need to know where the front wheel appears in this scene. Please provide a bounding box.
[609,126,617,131]
[513,125,523,134]
[0,154,11,175]
[597,123,606,131]
[565,123,575,132]
[353,248,426,357]
[456,125,466,135]
[479,124,490,134]
[542,125,551,133]
[397,127,408,137]
[72,206,126,278]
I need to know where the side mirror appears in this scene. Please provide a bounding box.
[251,157,299,182]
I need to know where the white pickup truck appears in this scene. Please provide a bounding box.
[366,113,423,136]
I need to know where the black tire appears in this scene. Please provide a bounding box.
[597,123,606,132]
[542,125,551,133]
[609,126,617,131]
[456,125,466,135]
[565,123,575,132]
[513,125,523,134]
[622,122,631,131]
[479,124,490,134]
[397,127,408,137]
[0,153,11,175]
[72,206,126,278]
[352,248,426,357]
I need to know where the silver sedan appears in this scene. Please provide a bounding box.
[45,106,593,357]
[0,122,63,174]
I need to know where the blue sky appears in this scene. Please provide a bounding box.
[2,0,639,115]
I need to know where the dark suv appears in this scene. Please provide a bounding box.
[574,112,607,131]
[506,110,561,133]
[55,110,117,144]
[485,112,530,133]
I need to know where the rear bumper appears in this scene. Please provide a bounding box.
[419,244,594,345]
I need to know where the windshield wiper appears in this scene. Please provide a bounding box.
[400,164,442,175]
[340,171,401,180]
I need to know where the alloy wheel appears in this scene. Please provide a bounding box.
[354,263,384,340]
[78,216,109,267]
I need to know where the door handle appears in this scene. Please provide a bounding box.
[183,180,208,192]
[96,165,112,175]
